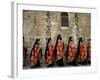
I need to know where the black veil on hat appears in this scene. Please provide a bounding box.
[45,38,51,59]
[30,39,40,58]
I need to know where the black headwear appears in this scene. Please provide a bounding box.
[45,38,51,59]
[30,39,40,58]
[77,37,83,55]
[66,37,73,55]
[54,34,62,56]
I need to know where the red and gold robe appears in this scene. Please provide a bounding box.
[87,41,91,61]
[56,40,64,61]
[78,42,87,62]
[30,45,42,65]
[67,41,76,63]
[46,43,54,65]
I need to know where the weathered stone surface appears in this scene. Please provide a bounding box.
[23,10,91,53]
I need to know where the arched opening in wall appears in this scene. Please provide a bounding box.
[61,12,69,27]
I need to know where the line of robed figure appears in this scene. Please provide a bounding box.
[23,34,91,68]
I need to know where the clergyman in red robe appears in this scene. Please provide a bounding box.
[55,34,64,66]
[87,39,91,64]
[66,37,77,65]
[77,38,87,65]
[30,39,42,68]
[45,38,54,67]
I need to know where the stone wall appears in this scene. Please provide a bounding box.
[23,10,91,54]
